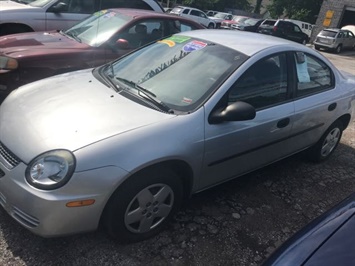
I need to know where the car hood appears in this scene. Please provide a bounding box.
[209,17,223,22]
[304,213,355,265]
[0,1,32,11]
[0,69,174,163]
[0,31,86,57]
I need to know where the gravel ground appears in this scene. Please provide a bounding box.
[0,50,354,266]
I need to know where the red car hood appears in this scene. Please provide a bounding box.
[0,31,88,57]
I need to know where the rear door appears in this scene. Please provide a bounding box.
[287,24,305,43]
[290,52,338,150]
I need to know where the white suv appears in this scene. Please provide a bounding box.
[170,6,215,28]
[0,0,164,35]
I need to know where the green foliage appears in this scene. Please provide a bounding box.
[181,0,252,12]
[268,0,323,24]
[182,0,219,10]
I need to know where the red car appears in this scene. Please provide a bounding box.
[0,8,203,103]
[220,15,249,29]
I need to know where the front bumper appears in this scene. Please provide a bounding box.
[0,153,128,237]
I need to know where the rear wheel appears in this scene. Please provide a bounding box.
[307,121,343,162]
[102,167,183,243]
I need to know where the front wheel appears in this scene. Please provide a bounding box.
[207,23,214,29]
[102,167,183,243]
[307,121,343,162]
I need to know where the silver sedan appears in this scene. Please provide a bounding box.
[0,29,355,243]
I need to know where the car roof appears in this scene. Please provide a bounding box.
[322,28,342,32]
[176,29,304,56]
[174,6,201,11]
[105,8,205,26]
[106,8,186,18]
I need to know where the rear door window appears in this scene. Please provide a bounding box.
[294,52,334,97]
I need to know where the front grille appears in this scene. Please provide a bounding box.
[0,141,21,168]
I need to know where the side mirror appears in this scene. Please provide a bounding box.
[49,2,68,13]
[208,101,256,124]
[116,39,130,50]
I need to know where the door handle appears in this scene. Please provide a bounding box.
[277,118,290,128]
[328,103,337,111]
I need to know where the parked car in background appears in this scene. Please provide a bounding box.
[283,19,313,38]
[205,10,218,17]
[314,28,355,53]
[257,19,277,34]
[263,192,355,266]
[220,15,249,29]
[170,6,215,28]
[208,12,233,28]
[0,8,204,103]
[232,18,264,32]
[1,29,354,243]
[342,25,355,35]
[259,19,309,44]
[0,0,164,35]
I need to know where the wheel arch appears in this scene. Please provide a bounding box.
[135,160,194,200]
[337,113,351,130]
[99,159,194,222]
[0,23,34,35]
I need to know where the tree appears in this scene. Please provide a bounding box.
[268,0,324,24]
[181,0,252,12]
[181,0,219,10]
[253,0,263,14]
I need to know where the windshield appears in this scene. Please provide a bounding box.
[233,16,248,23]
[102,35,248,112]
[64,10,131,47]
[29,0,53,7]
[214,13,228,19]
[319,30,337,38]
[10,0,34,4]
[244,18,259,26]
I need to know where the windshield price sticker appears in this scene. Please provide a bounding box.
[167,36,191,43]
[183,40,207,52]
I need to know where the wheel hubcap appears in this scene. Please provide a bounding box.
[321,127,340,157]
[124,184,174,233]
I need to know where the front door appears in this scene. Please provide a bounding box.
[200,53,295,189]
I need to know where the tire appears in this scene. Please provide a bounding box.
[207,23,214,29]
[307,121,343,162]
[314,45,320,50]
[335,44,342,54]
[102,167,183,243]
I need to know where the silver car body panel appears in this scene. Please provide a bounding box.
[0,0,164,33]
[0,30,355,237]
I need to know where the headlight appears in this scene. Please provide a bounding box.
[0,56,18,70]
[25,150,76,190]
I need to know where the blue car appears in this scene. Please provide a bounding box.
[263,193,355,266]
